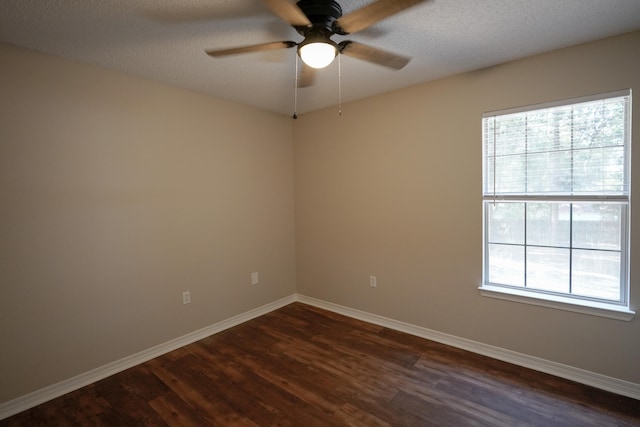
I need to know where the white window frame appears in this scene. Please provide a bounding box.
[479,90,635,321]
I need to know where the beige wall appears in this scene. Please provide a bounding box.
[0,43,296,403]
[294,31,640,384]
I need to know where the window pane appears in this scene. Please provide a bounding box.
[526,247,570,293]
[526,107,573,152]
[573,99,626,149]
[490,154,526,193]
[572,249,621,300]
[485,202,524,245]
[572,203,621,250]
[487,202,524,244]
[490,115,527,156]
[526,150,572,193]
[573,146,625,194]
[488,243,524,286]
[526,203,570,247]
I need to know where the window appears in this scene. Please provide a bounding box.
[480,90,634,319]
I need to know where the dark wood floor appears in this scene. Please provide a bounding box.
[2,302,639,426]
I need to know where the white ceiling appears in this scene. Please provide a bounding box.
[1,0,640,116]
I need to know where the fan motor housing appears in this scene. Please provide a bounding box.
[296,0,343,33]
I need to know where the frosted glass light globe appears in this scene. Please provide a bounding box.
[299,42,337,69]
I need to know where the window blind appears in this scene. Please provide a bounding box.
[483,91,630,198]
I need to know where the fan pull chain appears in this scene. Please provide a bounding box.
[338,54,342,117]
[293,54,299,120]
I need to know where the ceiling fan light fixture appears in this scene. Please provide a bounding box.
[299,40,337,69]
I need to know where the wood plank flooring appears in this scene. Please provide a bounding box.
[2,302,639,426]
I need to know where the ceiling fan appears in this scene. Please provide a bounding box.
[205,0,427,82]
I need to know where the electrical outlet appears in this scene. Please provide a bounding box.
[251,272,259,285]
[182,291,191,305]
[370,276,377,288]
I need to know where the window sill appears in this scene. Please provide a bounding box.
[478,284,635,321]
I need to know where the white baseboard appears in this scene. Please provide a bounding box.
[295,294,640,401]
[0,295,296,420]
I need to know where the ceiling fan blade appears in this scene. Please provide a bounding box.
[339,41,410,70]
[206,41,297,57]
[334,0,428,35]
[298,64,317,88]
[262,0,311,27]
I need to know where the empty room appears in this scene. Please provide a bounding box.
[1,0,640,425]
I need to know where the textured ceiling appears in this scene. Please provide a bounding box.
[1,0,640,116]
